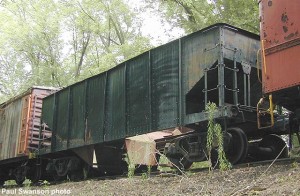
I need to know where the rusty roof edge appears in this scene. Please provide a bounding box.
[0,86,60,108]
[31,86,61,91]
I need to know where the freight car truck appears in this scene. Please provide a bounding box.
[38,23,289,181]
[259,0,300,146]
[0,87,57,185]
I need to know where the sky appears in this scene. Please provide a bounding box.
[126,0,185,46]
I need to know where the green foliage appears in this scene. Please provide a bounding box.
[191,161,210,169]
[4,180,16,186]
[141,172,147,180]
[147,165,151,178]
[206,102,231,171]
[157,154,173,172]
[291,161,298,168]
[42,180,50,187]
[23,179,31,187]
[0,0,151,102]
[146,0,259,34]
[127,164,135,178]
[139,166,151,179]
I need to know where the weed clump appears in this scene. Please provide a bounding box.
[206,102,231,171]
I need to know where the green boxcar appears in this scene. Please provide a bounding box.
[41,23,260,153]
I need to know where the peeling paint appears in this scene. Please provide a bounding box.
[260,0,300,94]
[268,0,272,6]
[284,33,295,40]
[281,13,289,23]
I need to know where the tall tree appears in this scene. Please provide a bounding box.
[61,0,151,80]
[0,0,151,101]
[146,0,259,34]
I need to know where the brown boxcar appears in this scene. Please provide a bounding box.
[259,0,300,97]
[0,87,57,162]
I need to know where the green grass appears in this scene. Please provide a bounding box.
[191,161,210,169]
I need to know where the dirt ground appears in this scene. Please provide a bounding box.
[2,160,300,196]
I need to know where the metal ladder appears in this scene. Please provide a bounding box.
[18,95,31,154]
[28,93,52,151]
[257,94,275,129]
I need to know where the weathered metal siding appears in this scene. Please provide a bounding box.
[105,65,126,141]
[223,28,259,64]
[259,0,300,93]
[222,28,261,106]
[182,27,220,116]
[0,87,57,160]
[0,99,22,160]
[182,27,220,93]
[42,24,260,152]
[127,53,150,134]
[151,40,179,130]
[183,26,260,119]
[69,82,86,148]
[86,75,106,145]
[41,95,56,152]
[55,90,69,150]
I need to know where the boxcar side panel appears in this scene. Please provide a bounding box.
[105,65,126,141]
[55,89,69,151]
[86,74,106,145]
[69,82,86,148]
[151,40,180,130]
[126,53,151,135]
[41,95,56,153]
[0,99,23,160]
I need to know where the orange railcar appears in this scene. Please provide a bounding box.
[259,0,300,98]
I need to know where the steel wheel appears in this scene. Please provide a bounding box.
[0,170,6,187]
[259,134,288,160]
[68,169,84,181]
[28,165,42,184]
[169,156,193,171]
[15,178,25,186]
[14,166,26,186]
[52,173,66,182]
[225,127,248,164]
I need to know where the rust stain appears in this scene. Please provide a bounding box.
[260,0,300,93]
[273,39,279,44]
[268,0,272,6]
[281,13,289,23]
[285,33,295,40]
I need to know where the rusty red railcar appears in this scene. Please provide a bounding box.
[259,0,300,111]
[0,87,57,185]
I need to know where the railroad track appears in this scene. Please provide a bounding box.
[2,157,300,189]
[190,157,300,173]
[234,157,300,169]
